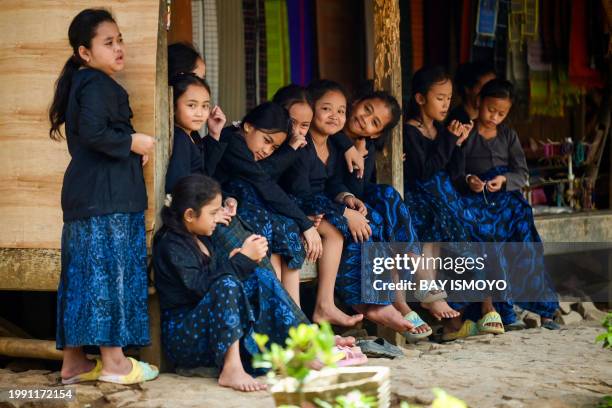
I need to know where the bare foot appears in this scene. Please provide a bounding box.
[335,335,356,347]
[313,303,363,327]
[100,357,132,377]
[364,305,414,332]
[218,365,267,392]
[61,359,96,381]
[421,300,460,320]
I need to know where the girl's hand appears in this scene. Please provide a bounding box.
[289,132,307,150]
[207,106,227,140]
[344,208,371,243]
[131,133,155,155]
[229,248,241,258]
[240,234,269,262]
[343,195,368,216]
[354,138,368,156]
[141,154,149,167]
[224,197,238,216]
[467,175,485,193]
[303,227,323,262]
[214,207,233,226]
[447,120,464,138]
[307,214,324,229]
[344,146,365,179]
[456,121,473,145]
[486,175,506,192]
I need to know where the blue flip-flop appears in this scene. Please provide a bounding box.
[403,311,432,343]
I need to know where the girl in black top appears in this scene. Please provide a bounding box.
[215,103,323,306]
[165,73,226,194]
[49,9,157,384]
[154,175,308,392]
[273,84,364,328]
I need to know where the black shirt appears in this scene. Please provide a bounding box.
[337,137,377,199]
[165,126,227,193]
[153,228,258,310]
[62,68,147,221]
[446,105,472,125]
[403,122,464,189]
[214,126,314,231]
[280,134,350,208]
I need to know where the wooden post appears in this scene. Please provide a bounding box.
[372,0,404,197]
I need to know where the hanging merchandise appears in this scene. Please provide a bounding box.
[265,0,291,100]
[568,0,605,88]
[508,0,538,51]
[474,0,499,48]
[287,0,315,86]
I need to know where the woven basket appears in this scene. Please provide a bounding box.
[270,366,391,408]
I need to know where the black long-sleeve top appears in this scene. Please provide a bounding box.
[214,126,313,231]
[280,135,350,211]
[336,136,377,199]
[61,68,147,221]
[153,228,258,310]
[460,125,529,191]
[403,122,465,188]
[165,126,227,193]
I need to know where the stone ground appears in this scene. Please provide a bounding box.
[0,322,610,408]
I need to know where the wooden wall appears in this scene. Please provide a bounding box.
[0,1,165,289]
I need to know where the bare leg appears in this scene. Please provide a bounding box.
[100,347,132,376]
[270,254,282,280]
[416,244,459,320]
[218,341,266,392]
[312,220,363,327]
[281,260,301,307]
[391,269,430,334]
[60,346,96,380]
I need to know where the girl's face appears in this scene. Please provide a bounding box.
[175,84,211,132]
[184,194,223,236]
[312,90,347,136]
[478,97,512,130]
[416,79,452,122]
[193,57,206,79]
[347,98,392,139]
[467,72,496,107]
[288,102,313,140]
[243,123,287,161]
[79,21,125,76]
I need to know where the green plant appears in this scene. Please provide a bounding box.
[252,322,344,387]
[400,388,467,408]
[595,312,612,349]
[314,390,377,408]
[597,395,612,408]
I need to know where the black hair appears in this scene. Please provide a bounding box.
[168,42,205,80]
[307,79,349,107]
[479,78,515,102]
[154,174,221,260]
[353,90,402,150]
[49,8,116,141]
[405,66,452,121]
[272,84,313,111]
[240,101,292,136]
[169,73,211,108]
[454,62,496,100]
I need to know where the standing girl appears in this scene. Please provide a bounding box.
[273,84,363,327]
[459,79,559,329]
[50,9,157,384]
[154,175,308,392]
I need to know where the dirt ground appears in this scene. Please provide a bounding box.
[0,322,610,408]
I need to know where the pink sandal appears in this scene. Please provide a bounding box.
[335,345,368,367]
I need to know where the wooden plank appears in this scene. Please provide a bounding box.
[372,0,403,196]
[0,248,60,291]
[167,0,193,44]
[0,1,160,249]
[0,337,62,361]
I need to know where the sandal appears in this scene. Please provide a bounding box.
[414,288,448,303]
[504,319,527,331]
[61,358,103,385]
[98,357,159,385]
[542,319,561,330]
[441,319,479,342]
[477,311,505,335]
[402,311,432,343]
[335,346,368,367]
[355,338,404,359]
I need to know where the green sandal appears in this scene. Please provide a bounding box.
[441,319,479,342]
[477,311,505,335]
[403,311,432,343]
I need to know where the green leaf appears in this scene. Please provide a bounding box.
[252,333,269,351]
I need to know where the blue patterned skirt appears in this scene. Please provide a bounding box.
[461,167,559,318]
[56,212,150,350]
[224,180,305,269]
[161,268,308,371]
